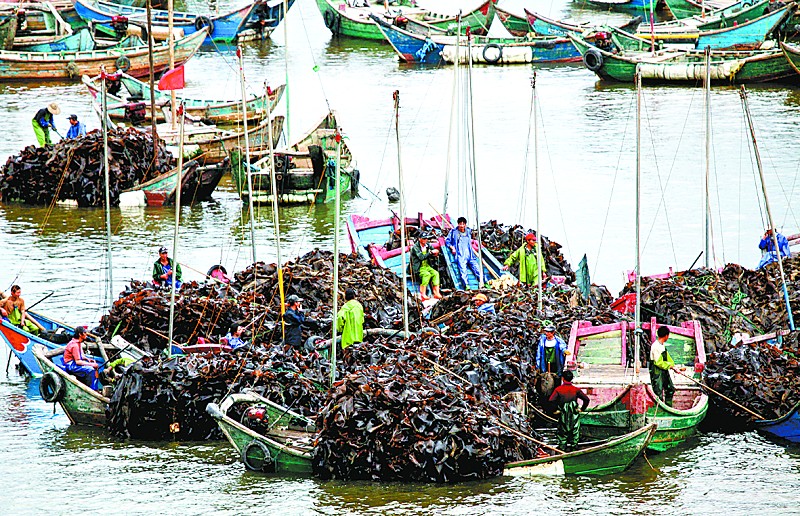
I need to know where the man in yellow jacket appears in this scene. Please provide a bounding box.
[336,288,364,349]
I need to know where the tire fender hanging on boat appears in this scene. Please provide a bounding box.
[323,10,340,35]
[242,439,275,472]
[115,55,131,72]
[194,15,214,35]
[583,48,604,72]
[40,371,65,403]
[482,43,503,64]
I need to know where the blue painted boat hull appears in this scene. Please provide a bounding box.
[0,312,101,377]
[757,402,800,443]
[372,14,443,64]
[696,6,791,50]
[74,0,293,43]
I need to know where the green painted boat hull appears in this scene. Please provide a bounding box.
[32,344,108,427]
[208,392,315,475]
[505,423,656,476]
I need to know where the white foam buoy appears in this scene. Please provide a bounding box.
[118,190,146,207]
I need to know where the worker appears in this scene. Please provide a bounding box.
[409,232,442,300]
[152,246,182,289]
[650,326,677,406]
[102,355,135,384]
[223,324,249,350]
[32,102,60,147]
[536,324,570,376]
[336,288,364,349]
[502,233,544,285]
[471,293,495,315]
[65,114,87,139]
[62,326,100,391]
[757,228,791,269]
[0,285,45,335]
[548,370,590,451]
[445,217,483,288]
[284,294,313,349]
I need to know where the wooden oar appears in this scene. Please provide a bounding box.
[672,368,766,420]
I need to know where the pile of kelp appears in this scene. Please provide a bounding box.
[231,249,421,331]
[106,343,329,440]
[479,220,575,282]
[0,129,173,206]
[97,279,259,352]
[312,340,538,482]
[703,341,800,422]
[630,259,800,353]
[98,250,420,353]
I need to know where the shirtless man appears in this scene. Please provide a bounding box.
[0,285,45,334]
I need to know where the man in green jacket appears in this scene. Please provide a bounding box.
[336,288,364,349]
[650,326,677,406]
[502,233,544,285]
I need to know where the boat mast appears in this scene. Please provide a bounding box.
[283,0,290,141]
[442,13,461,215]
[237,46,257,265]
[330,133,342,388]
[265,80,286,338]
[146,0,157,171]
[167,102,187,352]
[739,86,796,331]
[466,29,484,285]
[394,90,409,335]
[634,70,642,381]
[168,0,176,131]
[533,72,542,312]
[704,46,711,268]
[101,69,113,308]
[649,0,655,54]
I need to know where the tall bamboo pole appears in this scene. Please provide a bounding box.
[394,91,409,335]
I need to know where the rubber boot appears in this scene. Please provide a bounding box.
[432,285,443,299]
[419,286,429,301]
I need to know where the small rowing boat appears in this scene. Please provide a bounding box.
[504,423,657,476]
[207,390,316,474]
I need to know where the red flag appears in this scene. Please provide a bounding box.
[157,66,185,91]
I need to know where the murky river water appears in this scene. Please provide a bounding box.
[1,0,799,513]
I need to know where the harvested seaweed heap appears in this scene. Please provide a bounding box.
[99,250,420,352]
[703,341,800,422]
[629,260,800,353]
[0,128,173,206]
[106,344,329,440]
[480,220,575,282]
[312,340,538,483]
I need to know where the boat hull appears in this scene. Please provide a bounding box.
[0,312,87,376]
[32,345,109,426]
[504,423,656,476]
[756,401,800,443]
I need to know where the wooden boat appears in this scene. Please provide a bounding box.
[347,212,505,292]
[230,111,358,205]
[82,72,284,125]
[73,0,293,43]
[665,0,740,19]
[568,318,709,452]
[781,40,800,74]
[119,160,225,207]
[630,4,793,48]
[207,390,316,474]
[494,4,530,37]
[524,9,642,37]
[756,400,800,443]
[586,0,665,10]
[107,0,187,11]
[372,14,579,65]
[0,26,205,80]
[570,32,797,83]
[314,0,494,40]
[635,0,771,36]
[504,423,657,476]
[31,343,109,426]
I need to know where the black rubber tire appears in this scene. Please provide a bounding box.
[583,48,604,72]
[482,43,502,64]
[40,371,65,403]
[241,440,275,472]
[115,55,131,72]
[194,15,214,35]
[323,10,335,30]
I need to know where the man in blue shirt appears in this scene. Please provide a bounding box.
[758,228,791,269]
[223,324,248,350]
[445,217,483,289]
[65,114,87,139]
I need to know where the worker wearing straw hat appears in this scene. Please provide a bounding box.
[32,102,61,147]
